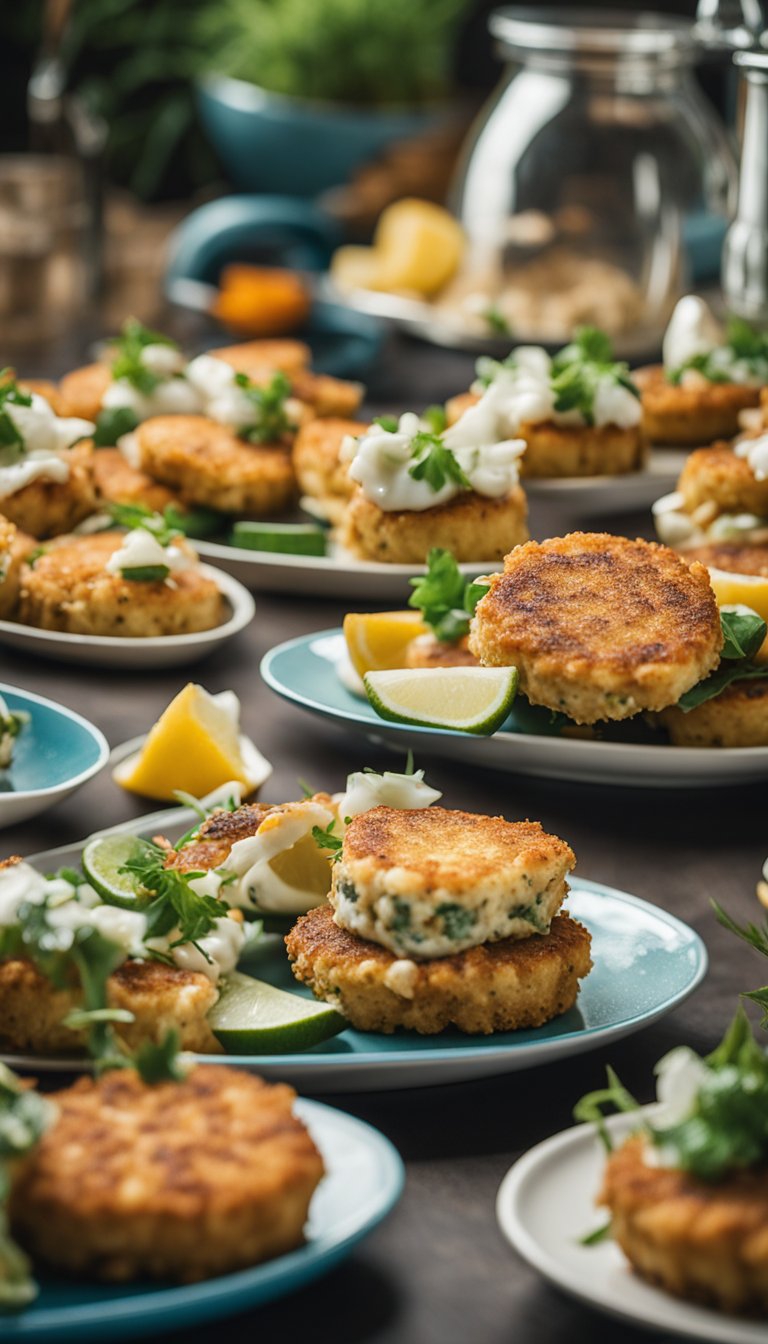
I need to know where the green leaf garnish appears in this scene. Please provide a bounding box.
[667,317,768,385]
[0,371,33,463]
[234,370,295,444]
[421,404,447,434]
[720,608,767,662]
[120,564,171,583]
[579,1221,613,1246]
[119,845,227,955]
[408,547,489,643]
[93,406,140,447]
[373,415,398,433]
[483,305,512,336]
[407,432,471,495]
[311,821,343,860]
[133,1028,187,1084]
[109,318,178,394]
[677,609,768,712]
[573,1065,641,1153]
[553,326,614,370]
[107,500,181,548]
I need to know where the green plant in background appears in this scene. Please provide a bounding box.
[195,0,467,107]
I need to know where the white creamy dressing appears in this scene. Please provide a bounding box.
[642,1045,713,1169]
[105,527,193,577]
[735,431,768,481]
[663,295,767,385]
[159,914,246,982]
[470,346,640,436]
[0,393,94,499]
[214,800,337,914]
[337,768,442,818]
[341,410,526,513]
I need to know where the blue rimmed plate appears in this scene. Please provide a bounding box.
[0,684,108,829]
[2,1099,403,1342]
[260,630,768,788]
[5,800,707,1093]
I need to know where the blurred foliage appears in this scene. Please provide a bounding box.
[196,0,467,106]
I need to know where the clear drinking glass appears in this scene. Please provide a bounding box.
[449,8,738,354]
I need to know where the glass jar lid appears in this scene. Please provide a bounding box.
[490,7,699,64]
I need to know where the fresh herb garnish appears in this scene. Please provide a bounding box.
[92,406,140,447]
[667,317,768,385]
[408,547,490,642]
[373,414,398,433]
[573,1066,640,1153]
[407,432,471,495]
[107,501,181,547]
[25,546,47,569]
[311,820,344,861]
[421,404,447,434]
[550,358,639,426]
[484,305,512,336]
[109,319,177,394]
[120,564,171,583]
[132,1029,187,1084]
[234,371,295,444]
[0,372,32,462]
[677,609,768,711]
[119,845,227,957]
[0,1064,56,1310]
[579,1221,613,1246]
[713,899,768,1025]
[552,326,614,371]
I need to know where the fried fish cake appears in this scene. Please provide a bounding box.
[92,446,181,513]
[0,439,97,539]
[598,1135,768,1315]
[134,415,296,514]
[341,485,528,564]
[679,541,768,577]
[166,802,278,872]
[286,903,591,1035]
[470,532,723,724]
[634,364,761,446]
[678,443,768,518]
[57,362,111,421]
[0,514,34,619]
[9,1066,324,1282]
[213,340,362,418]
[0,955,220,1055]
[653,677,768,747]
[292,417,366,523]
[19,530,226,637]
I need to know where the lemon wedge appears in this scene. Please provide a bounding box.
[330,244,388,293]
[708,568,768,663]
[113,684,272,800]
[374,199,465,296]
[343,610,428,678]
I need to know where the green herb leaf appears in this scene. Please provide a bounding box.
[0,372,33,462]
[234,371,295,444]
[373,414,398,433]
[573,1066,641,1153]
[579,1220,613,1246]
[119,844,227,949]
[421,404,447,434]
[408,548,486,642]
[677,609,768,711]
[311,821,343,860]
[484,305,512,336]
[407,432,471,495]
[93,406,140,447]
[107,501,181,548]
[553,326,614,370]
[109,318,178,393]
[134,1028,187,1084]
[120,564,171,582]
[720,608,767,661]
[677,660,768,711]
[436,901,476,940]
[0,1064,56,1310]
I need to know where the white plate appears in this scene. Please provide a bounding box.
[261,630,768,788]
[497,1108,765,1344]
[2,801,706,1092]
[0,567,255,668]
[525,449,688,517]
[0,683,109,828]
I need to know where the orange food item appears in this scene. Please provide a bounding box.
[212,265,311,337]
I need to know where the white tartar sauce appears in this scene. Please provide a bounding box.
[167,913,246,983]
[337,767,442,818]
[105,527,193,577]
[735,431,768,481]
[0,393,94,499]
[471,349,640,435]
[219,799,337,914]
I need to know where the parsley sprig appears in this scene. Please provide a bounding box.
[108,501,182,548]
[407,431,470,494]
[677,609,768,712]
[119,843,228,960]
[311,819,345,862]
[0,372,32,463]
[0,1064,56,1310]
[408,548,490,643]
[234,371,295,443]
[109,319,178,394]
[549,328,639,425]
[667,316,768,385]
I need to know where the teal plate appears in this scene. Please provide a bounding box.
[2,1100,403,1342]
[259,630,768,789]
[12,804,707,1093]
[0,683,108,829]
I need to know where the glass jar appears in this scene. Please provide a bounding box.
[448,8,737,355]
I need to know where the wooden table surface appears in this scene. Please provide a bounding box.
[6,331,766,1344]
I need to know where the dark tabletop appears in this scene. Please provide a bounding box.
[5,328,766,1344]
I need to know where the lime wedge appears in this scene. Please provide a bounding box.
[82,834,158,908]
[230,522,327,556]
[208,970,345,1053]
[364,665,518,735]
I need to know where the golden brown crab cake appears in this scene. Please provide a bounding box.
[92,446,181,513]
[56,362,112,421]
[0,515,34,619]
[679,540,768,577]
[341,486,528,565]
[18,530,226,637]
[211,338,312,378]
[292,417,366,523]
[289,368,363,419]
[405,632,479,669]
[598,1134,768,1315]
[286,903,591,1035]
[0,955,220,1055]
[165,802,280,872]
[634,364,761,446]
[9,1066,324,1283]
[133,414,296,514]
[653,677,768,748]
[0,439,97,539]
[470,532,723,724]
[677,443,768,519]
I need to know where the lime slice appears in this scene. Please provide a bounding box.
[230,522,327,556]
[364,665,518,735]
[208,970,345,1053]
[82,834,158,908]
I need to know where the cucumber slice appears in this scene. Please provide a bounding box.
[208,970,345,1053]
[230,522,327,557]
[120,564,170,582]
[165,506,224,539]
[81,834,159,908]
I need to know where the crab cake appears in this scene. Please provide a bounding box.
[0,955,220,1055]
[0,515,33,619]
[19,531,226,637]
[470,533,723,724]
[92,446,181,513]
[165,801,278,872]
[679,540,768,577]
[598,1134,768,1314]
[341,486,528,564]
[405,632,479,669]
[292,417,366,523]
[634,364,761,446]
[57,361,111,421]
[678,442,768,519]
[654,677,768,747]
[0,438,97,539]
[134,414,296,514]
[287,903,591,1034]
[9,1066,324,1282]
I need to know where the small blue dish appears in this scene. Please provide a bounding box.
[0,683,109,829]
[2,1100,404,1342]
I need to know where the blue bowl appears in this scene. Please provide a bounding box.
[197,75,449,197]
[0,684,108,828]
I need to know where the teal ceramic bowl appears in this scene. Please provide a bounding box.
[197,75,449,197]
[0,684,108,829]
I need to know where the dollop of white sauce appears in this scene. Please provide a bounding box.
[654,1044,711,1126]
[169,913,245,983]
[0,393,94,499]
[338,768,442,819]
[0,860,48,925]
[0,860,146,955]
[470,349,640,435]
[102,343,203,421]
[735,430,768,481]
[662,295,723,372]
[105,527,192,577]
[221,800,337,913]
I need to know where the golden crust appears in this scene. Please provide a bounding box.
[292,417,365,523]
[405,632,478,669]
[57,362,111,421]
[19,530,227,637]
[0,439,97,539]
[286,904,592,1034]
[341,485,529,564]
[92,446,181,513]
[9,1066,324,1282]
[134,414,296,514]
[0,515,35,619]
[166,802,278,872]
[212,341,362,418]
[634,364,761,446]
[290,369,363,419]
[679,541,768,577]
[470,532,723,724]
[678,442,768,518]
[599,1135,768,1315]
[654,677,768,747]
[0,956,220,1055]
